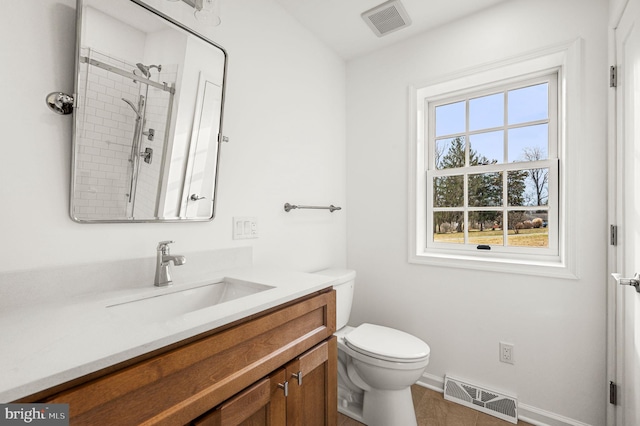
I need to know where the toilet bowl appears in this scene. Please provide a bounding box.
[315,269,430,426]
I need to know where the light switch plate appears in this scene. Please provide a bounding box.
[233,217,258,239]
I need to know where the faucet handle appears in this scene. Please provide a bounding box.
[157,240,174,252]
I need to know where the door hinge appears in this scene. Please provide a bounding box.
[610,66,617,88]
[610,381,618,405]
[611,225,618,246]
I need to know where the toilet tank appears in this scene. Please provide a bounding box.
[314,269,356,330]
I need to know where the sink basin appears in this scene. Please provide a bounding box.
[106,278,274,322]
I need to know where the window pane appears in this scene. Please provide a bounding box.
[508,124,548,163]
[435,136,466,169]
[469,131,503,165]
[525,168,549,206]
[433,175,463,207]
[433,211,464,244]
[435,101,465,137]
[507,170,528,206]
[469,92,504,131]
[468,211,504,246]
[507,210,549,247]
[469,172,502,207]
[508,83,548,125]
[508,168,549,206]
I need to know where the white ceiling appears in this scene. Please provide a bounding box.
[273,0,510,60]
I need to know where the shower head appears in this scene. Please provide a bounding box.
[136,63,150,78]
[136,63,162,78]
[121,98,142,119]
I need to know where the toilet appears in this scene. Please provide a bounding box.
[315,269,430,426]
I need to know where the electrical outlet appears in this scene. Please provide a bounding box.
[499,342,514,364]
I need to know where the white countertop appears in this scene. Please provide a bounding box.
[0,266,336,402]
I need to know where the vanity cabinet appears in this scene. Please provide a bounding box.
[194,338,336,426]
[194,370,287,426]
[27,289,337,426]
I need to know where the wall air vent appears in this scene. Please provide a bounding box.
[361,0,412,37]
[444,376,518,424]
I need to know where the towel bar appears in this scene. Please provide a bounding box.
[284,203,341,213]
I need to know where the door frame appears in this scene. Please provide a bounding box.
[608,1,630,425]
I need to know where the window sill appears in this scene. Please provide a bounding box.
[409,250,578,279]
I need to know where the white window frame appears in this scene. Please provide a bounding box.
[427,73,559,256]
[408,40,581,278]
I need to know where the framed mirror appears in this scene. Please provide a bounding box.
[71,0,227,222]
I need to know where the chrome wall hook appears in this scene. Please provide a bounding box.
[46,92,74,115]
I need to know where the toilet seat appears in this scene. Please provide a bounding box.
[344,323,430,363]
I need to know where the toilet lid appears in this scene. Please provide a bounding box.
[344,323,430,362]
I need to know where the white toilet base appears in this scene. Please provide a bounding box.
[338,403,365,423]
[337,381,364,422]
[362,387,417,426]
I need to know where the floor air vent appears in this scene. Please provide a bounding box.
[444,376,518,424]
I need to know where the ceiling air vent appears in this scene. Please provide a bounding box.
[361,0,412,37]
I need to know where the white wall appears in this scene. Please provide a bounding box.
[84,6,146,64]
[346,0,608,425]
[0,1,346,273]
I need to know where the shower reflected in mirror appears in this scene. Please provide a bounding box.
[75,46,176,219]
[71,0,227,222]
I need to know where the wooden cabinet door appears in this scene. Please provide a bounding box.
[193,369,287,426]
[193,337,337,426]
[285,337,337,426]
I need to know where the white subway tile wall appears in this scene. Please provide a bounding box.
[74,48,176,220]
[133,67,177,218]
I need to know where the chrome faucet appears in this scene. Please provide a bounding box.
[154,241,186,287]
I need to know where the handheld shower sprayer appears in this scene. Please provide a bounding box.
[121,98,142,119]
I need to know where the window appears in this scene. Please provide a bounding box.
[409,42,580,277]
[428,75,558,256]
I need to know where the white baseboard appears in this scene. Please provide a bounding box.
[416,372,446,393]
[416,373,593,426]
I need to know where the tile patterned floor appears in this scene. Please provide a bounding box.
[337,385,534,426]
